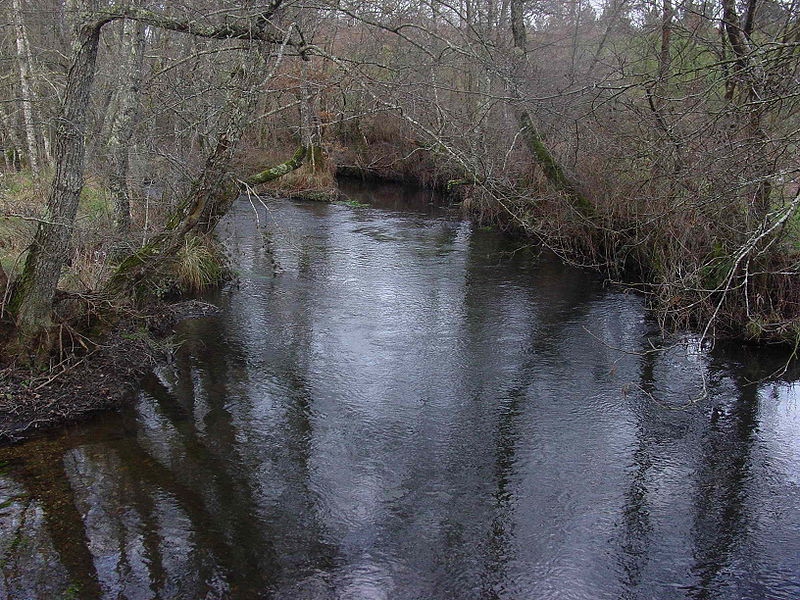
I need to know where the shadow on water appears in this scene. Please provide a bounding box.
[1,185,798,599]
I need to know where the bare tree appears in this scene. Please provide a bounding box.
[12,0,41,175]
[106,19,146,234]
[7,0,303,348]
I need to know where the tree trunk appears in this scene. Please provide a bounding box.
[106,145,309,297]
[8,19,106,342]
[106,52,307,297]
[510,0,527,54]
[509,0,593,217]
[12,0,40,176]
[720,0,772,221]
[298,63,325,174]
[244,145,308,186]
[107,19,146,234]
[0,103,26,172]
[645,0,684,175]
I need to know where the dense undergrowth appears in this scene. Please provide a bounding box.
[323,114,800,347]
[2,118,798,360]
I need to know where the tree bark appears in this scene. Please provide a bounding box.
[101,4,294,46]
[107,19,146,234]
[244,145,308,186]
[8,17,107,341]
[12,0,40,176]
[510,0,527,55]
[509,0,593,217]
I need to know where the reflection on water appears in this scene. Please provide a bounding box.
[1,186,799,599]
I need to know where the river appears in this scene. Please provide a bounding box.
[1,180,799,599]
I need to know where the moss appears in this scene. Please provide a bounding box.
[518,111,594,218]
[244,145,308,186]
[58,584,83,600]
[337,198,369,208]
[293,189,341,203]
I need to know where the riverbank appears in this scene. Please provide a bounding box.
[1,175,797,445]
[0,300,219,445]
[337,167,800,346]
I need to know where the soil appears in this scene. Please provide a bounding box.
[0,300,220,445]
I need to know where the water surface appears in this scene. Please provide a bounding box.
[1,182,799,599]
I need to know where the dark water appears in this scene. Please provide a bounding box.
[2,181,799,599]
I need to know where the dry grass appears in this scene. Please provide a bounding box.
[172,235,225,293]
[0,170,120,293]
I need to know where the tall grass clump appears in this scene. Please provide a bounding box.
[172,235,226,293]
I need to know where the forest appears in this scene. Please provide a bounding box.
[0,0,799,364]
[1,2,800,597]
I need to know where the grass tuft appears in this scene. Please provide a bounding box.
[173,235,225,293]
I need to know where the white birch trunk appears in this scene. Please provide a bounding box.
[12,0,40,175]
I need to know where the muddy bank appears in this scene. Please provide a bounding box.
[0,301,219,445]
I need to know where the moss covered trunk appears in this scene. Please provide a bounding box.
[107,141,309,298]
[509,0,594,219]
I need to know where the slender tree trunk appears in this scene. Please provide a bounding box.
[8,18,106,342]
[509,0,593,217]
[107,19,146,234]
[12,0,40,176]
[19,4,52,169]
[646,0,684,174]
[658,0,673,88]
[510,0,526,50]
[0,103,26,172]
[298,63,324,173]
[720,0,772,220]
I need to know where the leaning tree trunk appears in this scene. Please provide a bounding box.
[105,47,308,298]
[105,144,309,297]
[8,18,106,343]
[509,0,593,218]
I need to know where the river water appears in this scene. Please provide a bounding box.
[1,181,799,599]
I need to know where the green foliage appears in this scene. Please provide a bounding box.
[699,241,734,289]
[1,170,38,197]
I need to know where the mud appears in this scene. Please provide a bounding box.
[0,300,219,444]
